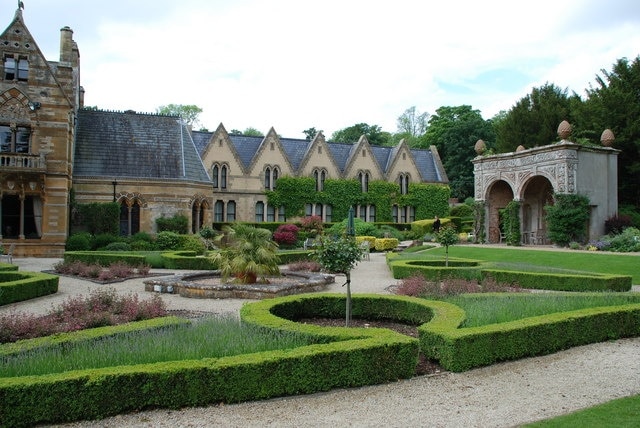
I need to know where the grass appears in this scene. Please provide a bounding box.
[0,315,313,378]
[523,393,640,427]
[406,246,640,283]
[441,293,640,327]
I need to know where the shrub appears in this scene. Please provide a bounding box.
[603,227,640,252]
[156,215,189,234]
[156,231,182,250]
[449,204,473,218]
[130,239,155,251]
[273,224,299,246]
[299,215,324,236]
[199,226,217,239]
[179,234,207,255]
[65,232,92,251]
[94,233,121,250]
[605,214,633,235]
[545,193,590,246]
[105,242,132,252]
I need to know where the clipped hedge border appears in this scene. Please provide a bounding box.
[160,251,218,270]
[420,300,640,372]
[276,250,314,265]
[0,263,18,272]
[0,294,426,427]
[480,270,631,292]
[0,271,59,306]
[388,258,632,292]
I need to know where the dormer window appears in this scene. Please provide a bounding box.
[3,55,28,81]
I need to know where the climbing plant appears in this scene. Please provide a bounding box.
[503,200,521,246]
[545,193,590,246]
[472,201,485,243]
[266,177,450,222]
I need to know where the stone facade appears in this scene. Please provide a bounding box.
[473,130,619,243]
[1,7,449,257]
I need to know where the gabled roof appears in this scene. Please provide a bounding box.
[74,109,210,182]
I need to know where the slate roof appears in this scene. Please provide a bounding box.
[74,109,445,184]
[74,109,210,182]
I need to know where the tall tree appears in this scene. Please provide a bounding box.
[420,105,495,200]
[156,104,203,128]
[303,127,320,141]
[330,123,392,146]
[577,56,640,209]
[493,83,577,152]
[396,106,429,144]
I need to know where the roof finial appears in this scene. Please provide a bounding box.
[19,1,25,10]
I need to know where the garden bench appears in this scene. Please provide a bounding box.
[1,243,15,264]
[303,238,317,250]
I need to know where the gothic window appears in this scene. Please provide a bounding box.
[1,194,42,239]
[214,200,224,222]
[266,204,275,222]
[398,173,410,195]
[3,55,28,81]
[255,201,265,222]
[278,206,286,221]
[358,171,369,192]
[226,200,236,221]
[212,164,228,189]
[119,200,141,236]
[0,125,30,153]
[272,167,279,189]
[264,167,271,190]
[312,169,327,191]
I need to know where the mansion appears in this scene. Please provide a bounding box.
[1,7,448,257]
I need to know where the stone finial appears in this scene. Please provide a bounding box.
[557,120,572,140]
[516,145,525,152]
[474,139,486,154]
[600,129,615,147]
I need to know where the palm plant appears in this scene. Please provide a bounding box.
[213,223,280,284]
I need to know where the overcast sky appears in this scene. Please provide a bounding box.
[6,0,640,139]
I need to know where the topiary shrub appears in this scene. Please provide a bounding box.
[545,193,590,246]
[179,234,207,255]
[156,231,182,250]
[65,233,92,251]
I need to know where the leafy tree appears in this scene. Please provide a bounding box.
[331,123,392,146]
[303,127,320,141]
[576,56,640,209]
[396,106,429,143]
[436,224,459,267]
[313,236,363,326]
[242,127,264,137]
[419,105,495,200]
[493,83,578,152]
[212,224,280,284]
[544,194,590,246]
[156,104,203,128]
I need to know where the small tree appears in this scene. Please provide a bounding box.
[436,225,459,267]
[313,236,363,326]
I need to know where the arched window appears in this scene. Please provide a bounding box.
[119,200,141,236]
[226,200,236,221]
[264,168,271,190]
[191,200,205,233]
[212,165,219,188]
[398,173,410,195]
[278,206,286,221]
[272,167,279,189]
[221,165,227,189]
[266,205,276,221]
[255,201,265,222]
[214,200,224,222]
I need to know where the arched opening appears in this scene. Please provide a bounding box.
[521,176,554,244]
[486,180,514,243]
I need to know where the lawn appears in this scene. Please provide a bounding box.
[409,245,640,284]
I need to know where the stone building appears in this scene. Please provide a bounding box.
[1,6,448,257]
[472,122,619,244]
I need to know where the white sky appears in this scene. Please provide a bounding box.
[6,0,640,139]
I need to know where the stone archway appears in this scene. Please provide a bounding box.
[486,180,514,243]
[520,176,554,244]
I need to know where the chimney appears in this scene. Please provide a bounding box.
[59,26,74,65]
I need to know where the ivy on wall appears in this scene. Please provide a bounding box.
[266,176,450,222]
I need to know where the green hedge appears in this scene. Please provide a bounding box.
[160,251,218,270]
[0,271,59,306]
[481,270,632,292]
[388,258,632,292]
[0,294,423,427]
[420,301,640,372]
[0,263,19,272]
[276,250,314,265]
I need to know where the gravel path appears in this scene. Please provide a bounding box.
[3,250,640,427]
